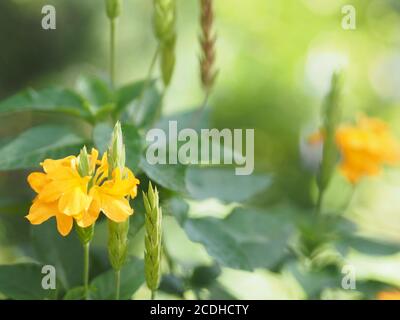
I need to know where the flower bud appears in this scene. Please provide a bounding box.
[143,182,163,291]
[105,0,121,20]
[108,219,129,270]
[318,71,342,193]
[107,121,129,272]
[108,121,126,173]
[153,0,176,87]
[77,146,90,177]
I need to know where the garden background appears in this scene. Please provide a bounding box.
[1,0,400,300]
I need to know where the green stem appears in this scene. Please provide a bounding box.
[151,290,156,300]
[137,46,160,104]
[115,269,121,300]
[110,18,116,87]
[315,189,324,215]
[83,242,90,300]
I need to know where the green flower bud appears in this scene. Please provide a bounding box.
[77,146,90,177]
[318,71,343,193]
[76,146,95,245]
[143,182,163,291]
[105,0,122,20]
[153,0,176,87]
[76,224,94,245]
[108,121,126,174]
[107,121,129,272]
[108,219,129,271]
[160,37,176,86]
[153,0,176,41]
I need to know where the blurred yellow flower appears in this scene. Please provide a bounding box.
[336,116,400,184]
[26,148,140,236]
[377,291,400,300]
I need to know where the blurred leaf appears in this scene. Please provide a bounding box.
[159,274,185,297]
[184,217,252,271]
[186,167,272,202]
[336,236,400,256]
[31,220,83,290]
[0,87,91,119]
[155,108,211,133]
[0,263,57,300]
[122,124,143,172]
[63,287,85,300]
[190,264,221,289]
[90,257,144,300]
[76,76,115,121]
[115,80,162,128]
[114,81,145,115]
[139,157,187,194]
[0,125,87,170]
[163,197,189,225]
[285,261,341,299]
[183,206,296,271]
[223,206,295,269]
[76,75,113,110]
[92,122,113,154]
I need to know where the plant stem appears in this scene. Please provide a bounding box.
[315,189,324,215]
[151,290,156,300]
[137,46,160,105]
[83,242,90,300]
[115,269,121,300]
[110,18,116,87]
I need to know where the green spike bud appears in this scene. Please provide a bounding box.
[105,0,122,20]
[108,219,129,271]
[318,71,343,193]
[107,122,129,273]
[143,182,163,292]
[153,0,176,87]
[108,121,125,173]
[77,146,90,177]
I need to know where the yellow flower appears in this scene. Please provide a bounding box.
[26,148,140,236]
[377,291,400,300]
[336,116,400,183]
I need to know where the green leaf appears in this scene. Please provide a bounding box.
[163,197,189,225]
[184,217,252,271]
[122,124,143,172]
[115,80,162,128]
[139,157,187,194]
[0,125,88,170]
[186,167,272,202]
[76,75,113,110]
[183,206,296,271]
[155,108,211,133]
[63,287,85,300]
[223,206,295,269]
[90,257,145,300]
[31,220,84,290]
[190,264,221,289]
[0,87,91,119]
[0,263,57,300]
[93,122,113,154]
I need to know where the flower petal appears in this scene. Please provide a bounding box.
[55,211,73,236]
[26,200,57,224]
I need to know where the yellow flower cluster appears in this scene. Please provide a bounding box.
[26,148,140,236]
[377,291,400,300]
[308,115,400,184]
[336,116,400,183]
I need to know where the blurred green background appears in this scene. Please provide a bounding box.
[2,0,400,299]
